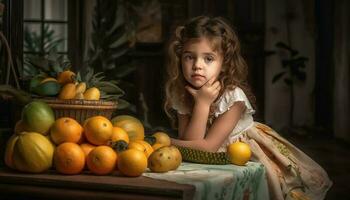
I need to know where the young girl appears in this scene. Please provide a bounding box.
[164,16,332,200]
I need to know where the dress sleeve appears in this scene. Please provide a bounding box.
[214,87,255,118]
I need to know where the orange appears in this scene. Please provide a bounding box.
[87,145,117,175]
[83,87,100,100]
[58,83,76,100]
[80,143,96,157]
[134,140,154,158]
[227,141,252,166]
[57,70,75,85]
[127,141,147,156]
[117,149,147,177]
[111,115,144,142]
[110,127,129,144]
[83,116,113,145]
[152,143,165,151]
[50,117,83,145]
[152,132,171,146]
[54,142,85,175]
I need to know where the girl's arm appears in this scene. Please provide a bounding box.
[178,101,210,140]
[177,113,189,139]
[171,101,245,152]
[179,78,221,140]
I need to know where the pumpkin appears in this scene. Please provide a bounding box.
[4,132,55,173]
[111,115,144,142]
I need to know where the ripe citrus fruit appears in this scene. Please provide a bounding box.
[111,115,144,142]
[152,132,171,146]
[134,140,154,158]
[54,142,85,175]
[87,145,117,175]
[127,141,147,156]
[110,127,129,144]
[50,117,83,145]
[117,149,147,177]
[83,87,100,100]
[80,143,96,157]
[83,116,113,145]
[227,141,252,166]
[57,70,75,85]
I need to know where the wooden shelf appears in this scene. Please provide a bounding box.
[0,168,195,200]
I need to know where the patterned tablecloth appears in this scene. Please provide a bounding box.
[143,162,269,200]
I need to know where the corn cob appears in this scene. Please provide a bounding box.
[175,146,231,165]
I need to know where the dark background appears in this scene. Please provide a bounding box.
[0,0,349,199]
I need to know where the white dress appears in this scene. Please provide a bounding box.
[172,87,332,200]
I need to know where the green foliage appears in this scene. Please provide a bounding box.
[76,66,129,109]
[271,42,309,86]
[24,50,71,78]
[86,0,139,111]
[23,24,66,79]
[24,24,65,54]
[87,0,136,73]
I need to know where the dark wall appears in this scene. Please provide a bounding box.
[0,0,265,132]
[129,0,265,130]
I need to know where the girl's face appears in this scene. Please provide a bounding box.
[181,37,223,89]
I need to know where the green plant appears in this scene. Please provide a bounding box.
[23,24,66,79]
[24,50,71,79]
[24,24,65,54]
[271,41,309,126]
[76,66,128,109]
[87,0,140,112]
[87,0,136,72]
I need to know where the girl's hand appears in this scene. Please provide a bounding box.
[186,77,221,106]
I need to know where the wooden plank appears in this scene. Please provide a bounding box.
[0,168,195,200]
[0,184,180,200]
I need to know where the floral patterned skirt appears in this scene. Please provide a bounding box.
[233,122,332,200]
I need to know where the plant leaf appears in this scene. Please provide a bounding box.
[284,78,293,86]
[95,81,125,95]
[264,50,276,57]
[272,71,286,83]
[114,64,136,78]
[117,98,130,110]
[275,42,298,56]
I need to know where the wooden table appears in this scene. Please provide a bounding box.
[0,168,195,200]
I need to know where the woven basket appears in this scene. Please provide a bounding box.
[36,98,118,124]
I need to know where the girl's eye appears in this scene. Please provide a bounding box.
[183,55,193,60]
[204,56,214,63]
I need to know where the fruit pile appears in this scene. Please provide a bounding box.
[30,69,123,101]
[4,100,182,176]
[25,51,124,102]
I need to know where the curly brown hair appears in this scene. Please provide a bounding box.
[164,16,256,128]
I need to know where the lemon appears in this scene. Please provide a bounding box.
[227,141,251,166]
[83,87,100,100]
